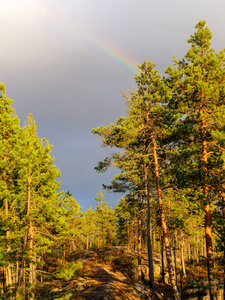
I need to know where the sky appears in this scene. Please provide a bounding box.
[1,0,225,211]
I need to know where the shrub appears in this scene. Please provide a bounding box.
[55,262,83,281]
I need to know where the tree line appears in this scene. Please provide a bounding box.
[0,83,86,299]
[92,21,225,300]
[0,91,116,299]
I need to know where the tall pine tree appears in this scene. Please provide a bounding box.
[166,21,225,299]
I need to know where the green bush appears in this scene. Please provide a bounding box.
[55,262,83,281]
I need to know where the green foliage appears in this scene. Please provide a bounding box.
[55,262,83,281]
[0,86,83,298]
[93,21,225,297]
[55,293,72,300]
[0,82,6,94]
[0,249,8,267]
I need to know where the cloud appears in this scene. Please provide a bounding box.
[2,0,225,210]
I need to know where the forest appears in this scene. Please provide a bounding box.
[0,21,225,300]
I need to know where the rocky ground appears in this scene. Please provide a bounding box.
[35,248,224,300]
[36,248,165,300]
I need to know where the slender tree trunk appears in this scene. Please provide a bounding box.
[205,201,217,300]
[152,231,155,253]
[161,235,165,284]
[150,131,180,300]
[5,215,12,287]
[201,108,217,300]
[188,243,191,260]
[204,188,216,299]
[173,235,177,286]
[221,202,225,300]
[196,235,200,264]
[223,248,225,300]
[97,229,100,248]
[19,173,32,300]
[144,162,155,289]
[29,222,36,300]
[87,235,89,250]
[201,234,204,257]
[180,235,187,279]
[16,258,19,283]
[4,193,12,288]
[138,193,142,280]
[18,224,29,284]
[29,222,36,284]
[3,137,12,290]
[132,216,136,256]
[101,208,105,256]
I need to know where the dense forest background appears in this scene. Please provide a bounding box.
[0,21,225,300]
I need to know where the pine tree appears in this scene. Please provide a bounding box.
[95,191,107,251]
[55,191,81,255]
[0,83,22,293]
[165,21,225,300]
[93,61,181,298]
[16,114,61,298]
[84,206,96,249]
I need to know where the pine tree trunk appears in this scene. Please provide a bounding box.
[223,248,225,300]
[161,236,165,284]
[138,193,142,280]
[180,235,187,279]
[222,204,225,300]
[101,208,105,255]
[152,231,155,253]
[3,144,12,289]
[132,216,136,256]
[150,131,180,300]
[173,236,177,286]
[4,197,12,288]
[29,222,36,287]
[205,202,217,300]
[201,109,217,300]
[91,234,93,249]
[19,174,32,289]
[16,259,19,283]
[97,230,100,248]
[188,243,191,260]
[196,235,200,264]
[144,163,155,289]
[27,176,37,300]
[127,219,130,251]
[217,194,225,300]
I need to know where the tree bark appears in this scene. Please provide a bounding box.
[150,131,180,300]
[222,204,225,300]
[205,201,217,300]
[144,162,155,289]
[200,105,217,300]
[29,222,36,300]
[132,216,136,256]
[180,235,187,279]
[138,193,142,280]
[5,198,12,288]
[161,235,165,284]
[173,232,177,286]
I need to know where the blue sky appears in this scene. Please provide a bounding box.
[1,0,225,210]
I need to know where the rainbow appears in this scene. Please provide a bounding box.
[41,5,140,76]
[71,26,140,76]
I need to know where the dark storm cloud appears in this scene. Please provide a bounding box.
[1,0,225,210]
